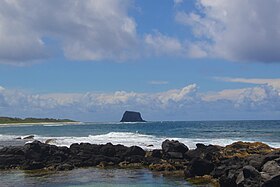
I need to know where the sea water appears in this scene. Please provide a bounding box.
[0,168,192,187]
[0,120,280,186]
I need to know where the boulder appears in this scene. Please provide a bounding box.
[124,146,145,157]
[120,111,146,122]
[262,160,280,176]
[262,175,280,187]
[162,140,189,154]
[185,157,214,177]
[219,169,240,187]
[236,165,261,187]
[150,149,162,158]
[23,135,35,140]
[100,143,116,157]
[185,143,221,161]
[45,139,56,144]
[243,165,260,178]
[245,154,266,171]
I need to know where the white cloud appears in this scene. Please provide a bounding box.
[0,82,279,121]
[156,84,197,105]
[0,86,5,92]
[176,0,280,63]
[216,77,280,90]
[0,0,139,64]
[0,84,199,120]
[144,32,184,56]
[202,84,280,111]
[202,88,246,102]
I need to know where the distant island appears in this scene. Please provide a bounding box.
[120,111,146,122]
[0,117,76,124]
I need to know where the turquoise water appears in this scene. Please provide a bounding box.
[0,120,280,186]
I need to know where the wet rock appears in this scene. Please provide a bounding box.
[162,140,189,154]
[185,143,222,161]
[245,154,266,170]
[22,161,45,170]
[236,165,261,187]
[185,157,214,177]
[1,139,279,187]
[166,152,184,159]
[124,146,145,157]
[188,175,219,187]
[148,149,162,158]
[243,165,260,178]
[149,163,176,171]
[262,160,280,176]
[23,135,35,140]
[262,175,280,187]
[162,139,189,159]
[100,143,116,157]
[219,169,239,187]
[45,139,56,144]
[56,163,74,171]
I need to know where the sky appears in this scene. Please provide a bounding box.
[0,0,280,122]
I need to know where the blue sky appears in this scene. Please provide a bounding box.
[0,0,280,121]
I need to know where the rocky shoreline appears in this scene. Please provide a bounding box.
[0,140,279,187]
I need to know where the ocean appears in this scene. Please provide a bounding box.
[0,120,280,186]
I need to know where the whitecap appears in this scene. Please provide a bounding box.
[1,132,280,150]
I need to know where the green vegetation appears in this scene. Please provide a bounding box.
[0,117,76,124]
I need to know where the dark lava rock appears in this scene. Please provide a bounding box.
[219,170,239,187]
[262,160,280,176]
[124,146,145,157]
[162,140,189,159]
[2,139,279,187]
[243,165,260,178]
[262,175,280,187]
[236,165,261,187]
[185,143,221,161]
[245,154,266,171]
[166,152,184,159]
[56,163,74,171]
[22,161,45,170]
[150,149,162,158]
[100,143,116,157]
[120,111,146,122]
[185,157,214,177]
[162,140,189,154]
[23,135,35,140]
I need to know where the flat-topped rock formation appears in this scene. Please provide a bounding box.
[120,111,146,122]
[0,140,279,186]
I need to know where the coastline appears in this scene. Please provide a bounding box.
[0,140,279,186]
[0,121,83,126]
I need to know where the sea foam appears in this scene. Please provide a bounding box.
[1,132,280,150]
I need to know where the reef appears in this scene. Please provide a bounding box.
[0,140,279,186]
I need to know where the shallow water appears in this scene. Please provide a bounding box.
[0,168,196,187]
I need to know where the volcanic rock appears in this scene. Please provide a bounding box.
[120,111,146,122]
